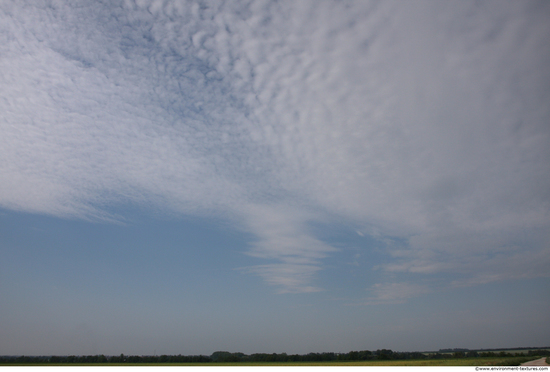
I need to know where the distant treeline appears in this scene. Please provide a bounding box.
[1,348,549,364]
[440,347,550,353]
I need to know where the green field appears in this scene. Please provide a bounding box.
[201,357,536,366]
[177,357,537,366]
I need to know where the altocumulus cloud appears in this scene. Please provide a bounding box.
[1,0,549,297]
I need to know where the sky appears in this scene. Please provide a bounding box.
[1,0,549,356]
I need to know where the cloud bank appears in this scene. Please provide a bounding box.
[1,0,549,295]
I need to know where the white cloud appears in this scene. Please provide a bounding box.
[1,0,549,294]
[237,203,337,293]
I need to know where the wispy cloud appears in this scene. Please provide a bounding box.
[365,282,433,305]
[237,204,337,293]
[1,1,549,294]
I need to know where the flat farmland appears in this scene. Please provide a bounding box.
[200,357,539,366]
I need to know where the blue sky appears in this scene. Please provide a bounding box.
[1,0,549,356]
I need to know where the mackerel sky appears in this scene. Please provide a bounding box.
[1,0,549,356]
